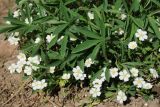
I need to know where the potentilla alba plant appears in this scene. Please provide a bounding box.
[1,0,160,105]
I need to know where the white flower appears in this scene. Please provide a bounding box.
[17,53,26,61]
[135,29,148,41]
[57,36,64,42]
[35,37,41,44]
[144,103,148,107]
[46,34,55,43]
[6,21,11,24]
[24,66,32,75]
[149,38,153,42]
[158,48,160,52]
[27,55,41,70]
[87,12,94,20]
[13,10,20,17]
[8,63,17,73]
[70,37,77,41]
[62,73,71,80]
[17,60,26,67]
[15,60,24,73]
[85,58,94,67]
[130,68,139,77]
[25,17,33,24]
[128,41,137,50]
[118,28,124,35]
[100,71,106,82]
[88,75,91,79]
[28,55,41,65]
[39,79,47,89]
[149,68,159,78]
[32,80,40,90]
[120,14,127,20]
[117,90,127,104]
[133,77,145,88]
[14,32,19,37]
[92,79,103,89]
[72,66,86,80]
[31,65,39,71]
[80,74,86,80]
[109,67,119,78]
[8,36,20,45]
[37,12,40,15]
[16,66,23,73]
[119,70,130,82]
[49,66,56,73]
[29,3,33,7]
[89,87,101,97]
[32,79,47,90]
[143,82,153,89]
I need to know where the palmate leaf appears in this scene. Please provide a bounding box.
[72,39,100,53]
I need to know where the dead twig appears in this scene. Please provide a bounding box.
[2,76,32,106]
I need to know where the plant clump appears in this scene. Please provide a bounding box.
[1,0,160,105]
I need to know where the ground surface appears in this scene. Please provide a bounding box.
[0,0,160,107]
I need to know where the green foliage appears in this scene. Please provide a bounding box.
[1,0,160,104]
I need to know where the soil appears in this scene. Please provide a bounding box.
[0,0,160,107]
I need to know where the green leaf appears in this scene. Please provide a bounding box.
[41,49,48,64]
[31,44,41,56]
[103,0,108,11]
[23,25,39,34]
[64,0,76,5]
[47,35,58,49]
[122,0,129,12]
[60,35,68,58]
[46,19,67,25]
[131,17,144,28]
[91,70,103,82]
[75,27,100,39]
[0,25,16,33]
[72,39,100,53]
[129,23,137,41]
[4,17,26,25]
[78,59,84,71]
[33,16,52,24]
[47,51,61,60]
[89,44,100,60]
[115,0,122,10]
[122,61,152,66]
[60,1,69,21]
[131,0,140,12]
[150,0,160,7]
[105,92,115,98]
[148,17,160,39]
[46,23,68,34]
[105,67,110,82]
